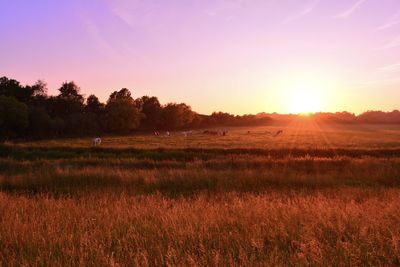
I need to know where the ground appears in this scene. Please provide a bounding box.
[0,121,400,266]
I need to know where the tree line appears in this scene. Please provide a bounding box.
[0,76,272,140]
[258,110,400,124]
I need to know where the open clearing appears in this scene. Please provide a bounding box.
[1,122,400,266]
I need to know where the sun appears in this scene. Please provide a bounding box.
[288,86,323,115]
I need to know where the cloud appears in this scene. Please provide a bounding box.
[107,0,137,28]
[335,0,367,18]
[360,77,400,86]
[284,0,319,24]
[356,63,400,88]
[203,0,249,17]
[378,63,400,73]
[78,13,120,58]
[376,36,400,50]
[376,10,400,31]
[106,0,157,30]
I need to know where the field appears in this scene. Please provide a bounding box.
[1,121,400,266]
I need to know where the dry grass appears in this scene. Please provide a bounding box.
[1,190,399,266]
[1,123,400,266]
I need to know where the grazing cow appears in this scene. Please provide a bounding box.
[166,131,170,136]
[153,131,160,136]
[93,137,101,147]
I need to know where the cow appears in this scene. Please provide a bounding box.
[93,137,102,147]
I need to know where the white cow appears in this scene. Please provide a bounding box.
[93,137,102,147]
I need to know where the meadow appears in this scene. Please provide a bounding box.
[1,122,400,266]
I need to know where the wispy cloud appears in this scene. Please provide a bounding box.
[378,63,400,73]
[107,0,137,29]
[376,10,400,31]
[284,0,319,24]
[359,77,400,87]
[376,36,400,50]
[203,0,261,18]
[335,0,367,18]
[79,13,120,58]
[355,63,400,88]
[106,0,157,30]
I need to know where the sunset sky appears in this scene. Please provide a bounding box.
[1,0,400,114]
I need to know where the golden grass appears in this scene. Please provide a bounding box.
[0,189,399,266]
[1,123,400,266]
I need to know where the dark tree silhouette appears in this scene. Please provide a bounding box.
[85,95,104,115]
[108,88,132,103]
[0,76,33,103]
[0,96,29,139]
[28,106,55,137]
[136,96,162,129]
[103,88,141,133]
[161,103,195,129]
[58,81,84,102]
[47,82,85,119]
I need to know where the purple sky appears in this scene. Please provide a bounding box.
[1,0,400,114]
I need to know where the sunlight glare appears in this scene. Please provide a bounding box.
[288,84,323,114]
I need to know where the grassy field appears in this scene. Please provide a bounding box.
[1,121,400,266]
[11,121,400,149]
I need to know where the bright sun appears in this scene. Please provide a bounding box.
[288,86,323,115]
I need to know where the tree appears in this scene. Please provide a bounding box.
[64,113,99,135]
[210,112,236,126]
[58,81,84,102]
[103,88,142,133]
[85,95,104,115]
[28,106,54,137]
[28,80,49,106]
[48,81,85,118]
[0,96,29,139]
[30,80,48,97]
[108,88,132,103]
[0,76,32,103]
[161,103,196,129]
[137,96,162,129]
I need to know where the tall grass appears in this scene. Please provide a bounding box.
[1,126,400,265]
[0,189,399,266]
[1,156,400,195]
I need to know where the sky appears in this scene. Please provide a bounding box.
[1,0,400,115]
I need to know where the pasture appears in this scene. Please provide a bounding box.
[11,122,400,150]
[1,121,400,266]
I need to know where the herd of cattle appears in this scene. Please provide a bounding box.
[92,129,284,147]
